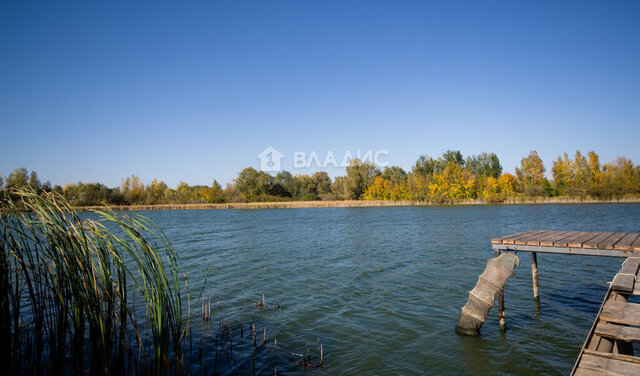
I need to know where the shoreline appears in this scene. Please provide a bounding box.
[73,197,640,212]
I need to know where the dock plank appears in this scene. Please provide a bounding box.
[620,257,640,275]
[583,232,616,249]
[569,232,602,248]
[578,353,640,375]
[573,368,608,376]
[611,274,636,293]
[595,322,640,342]
[599,233,629,250]
[513,230,549,245]
[599,300,640,326]
[583,350,640,365]
[540,231,578,247]
[500,230,539,245]
[526,230,569,246]
[631,235,640,251]
[553,232,592,247]
[490,230,532,244]
[614,233,640,251]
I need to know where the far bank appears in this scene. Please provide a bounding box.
[74,197,640,212]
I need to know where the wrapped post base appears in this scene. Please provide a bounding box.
[456,253,519,336]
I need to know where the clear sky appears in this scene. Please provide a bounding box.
[1,1,639,188]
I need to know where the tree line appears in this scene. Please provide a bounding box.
[2,150,639,207]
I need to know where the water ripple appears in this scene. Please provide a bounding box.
[103,204,640,375]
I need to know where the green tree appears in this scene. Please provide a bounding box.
[52,185,63,195]
[382,166,407,184]
[120,175,145,204]
[413,155,438,177]
[145,179,168,204]
[312,171,332,195]
[209,180,227,203]
[296,174,315,196]
[5,167,30,192]
[552,152,571,195]
[234,167,261,200]
[466,152,502,178]
[331,176,349,199]
[28,171,42,192]
[275,171,298,198]
[346,159,380,199]
[176,182,193,203]
[569,150,589,196]
[443,150,465,167]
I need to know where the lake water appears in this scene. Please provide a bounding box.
[133,204,640,375]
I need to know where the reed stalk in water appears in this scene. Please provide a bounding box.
[0,188,200,375]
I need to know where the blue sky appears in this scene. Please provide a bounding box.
[1,1,638,188]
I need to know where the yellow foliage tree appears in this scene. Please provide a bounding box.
[428,162,477,201]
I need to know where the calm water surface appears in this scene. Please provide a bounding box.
[133,204,640,375]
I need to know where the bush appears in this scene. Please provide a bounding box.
[301,192,319,201]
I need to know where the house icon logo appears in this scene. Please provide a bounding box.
[257,146,284,172]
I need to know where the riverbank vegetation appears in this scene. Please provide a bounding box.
[0,190,325,374]
[0,189,193,374]
[2,150,639,207]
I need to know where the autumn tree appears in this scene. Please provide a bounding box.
[552,150,597,197]
[601,157,640,197]
[482,173,516,202]
[586,151,603,196]
[428,162,477,202]
[516,150,546,196]
[362,166,410,201]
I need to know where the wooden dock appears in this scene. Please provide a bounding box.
[488,230,640,375]
[572,257,640,375]
[491,230,640,257]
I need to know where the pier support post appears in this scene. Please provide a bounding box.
[495,251,507,332]
[498,292,506,332]
[532,252,539,299]
[532,252,540,305]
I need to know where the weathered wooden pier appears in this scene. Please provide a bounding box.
[489,230,640,375]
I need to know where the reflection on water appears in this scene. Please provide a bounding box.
[114,203,638,375]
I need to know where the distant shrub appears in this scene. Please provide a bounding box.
[301,192,319,201]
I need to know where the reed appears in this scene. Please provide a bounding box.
[0,188,198,375]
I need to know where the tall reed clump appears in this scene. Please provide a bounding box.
[0,188,199,375]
